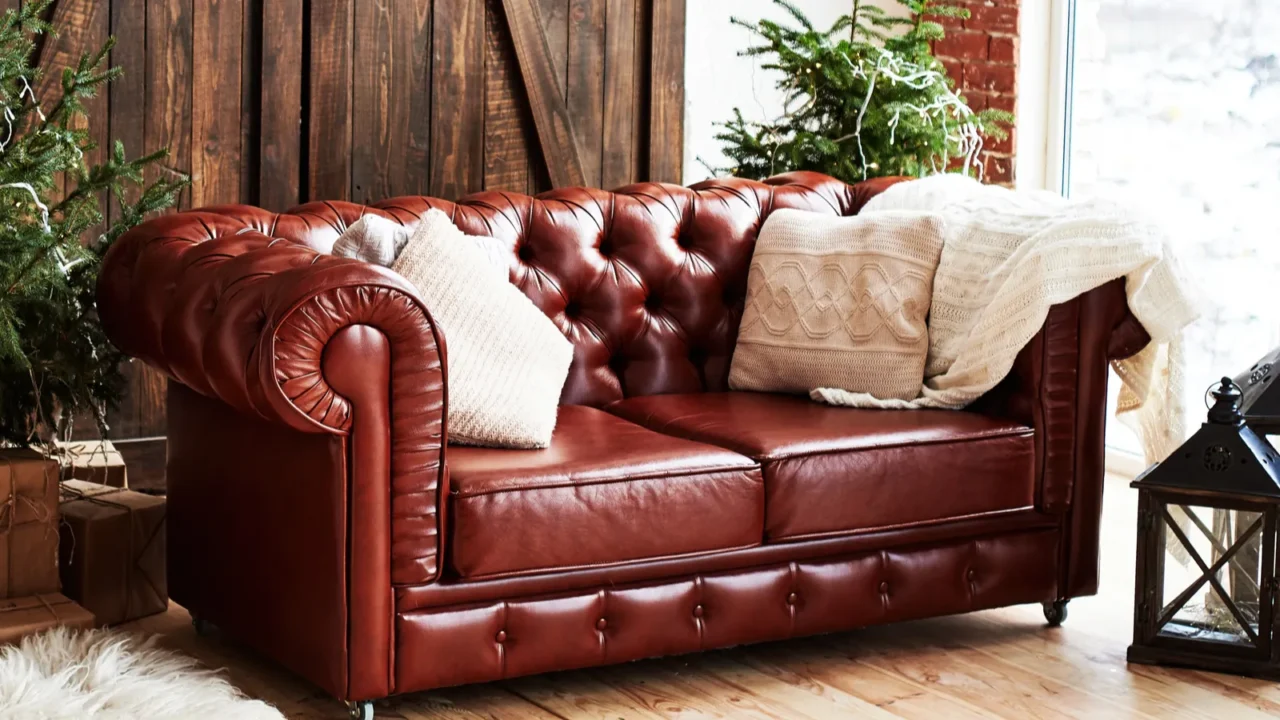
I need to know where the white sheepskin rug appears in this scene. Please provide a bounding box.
[0,627,284,719]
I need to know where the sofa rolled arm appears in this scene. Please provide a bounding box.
[969,278,1149,598]
[98,209,450,583]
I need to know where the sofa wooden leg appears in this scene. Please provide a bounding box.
[346,700,374,719]
[1043,600,1069,627]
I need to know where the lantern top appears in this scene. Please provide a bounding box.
[1207,377,1244,425]
[1236,347,1280,431]
[1133,379,1280,501]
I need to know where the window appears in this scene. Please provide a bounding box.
[1056,0,1280,454]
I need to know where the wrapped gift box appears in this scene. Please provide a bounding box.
[57,440,128,488]
[59,480,166,626]
[0,593,93,644]
[0,449,60,599]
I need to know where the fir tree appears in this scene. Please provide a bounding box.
[0,2,187,446]
[709,0,1014,182]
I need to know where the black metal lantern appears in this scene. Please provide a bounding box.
[1236,347,1280,433]
[1128,378,1280,679]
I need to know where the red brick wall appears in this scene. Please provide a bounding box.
[933,1,1019,184]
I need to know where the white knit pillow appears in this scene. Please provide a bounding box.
[391,210,573,448]
[729,209,946,402]
[333,213,510,281]
[332,215,413,265]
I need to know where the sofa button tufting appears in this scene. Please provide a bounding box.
[596,618,608,631]
[692,605,704,618]
[495,630,507,643]
[786,592,798,606]
[967,569,977,581]
[879,581,889,594]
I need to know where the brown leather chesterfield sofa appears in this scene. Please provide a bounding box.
[97,172,1150,718]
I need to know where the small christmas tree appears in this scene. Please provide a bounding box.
[0,2,186,446]
[710,0,1013,182]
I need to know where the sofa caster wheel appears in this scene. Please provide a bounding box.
[191,615,214,636]
[346,700,374,720]
[1043,600,1068,627]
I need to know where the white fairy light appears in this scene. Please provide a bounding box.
[0,105,14,151]
[1,182,51,234]
[838,47,989,181]
[852,63,881,180]
[3,76,49,153]
[52,246,84,277]
[18,77,44,122]
[741,15,994,183]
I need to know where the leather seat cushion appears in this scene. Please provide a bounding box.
[607,392,1036,542]
[447,406,764,579]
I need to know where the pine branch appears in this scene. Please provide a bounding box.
[0,0,188,444]
[712,0,1012,184]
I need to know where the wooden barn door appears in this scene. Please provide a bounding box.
[21,0,686,487]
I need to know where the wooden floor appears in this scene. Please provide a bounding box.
[125,476,1280,719]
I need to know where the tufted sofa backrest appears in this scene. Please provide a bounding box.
[188,172,897,407]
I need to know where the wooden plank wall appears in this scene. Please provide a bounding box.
[22,0,687,208]
[20,0,685,208]
[15,0,684,486]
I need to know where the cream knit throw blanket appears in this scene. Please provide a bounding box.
[812,175,1199,463]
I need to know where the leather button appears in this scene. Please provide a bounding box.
[786,592,798,606]
[517,245,534,262]
[967,569,977,581]
[564,300,581,318]
[879,581,889,594]
[692,605,704,618]
[596,618,608,631]
[495,630,507,643]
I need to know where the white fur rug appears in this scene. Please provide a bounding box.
[0,627,284,719]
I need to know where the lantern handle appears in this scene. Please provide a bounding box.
[1205,378,1244,411]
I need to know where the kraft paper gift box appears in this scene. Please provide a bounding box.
[59,480,167,626]
[0,593,94,644]
[0,449,61,599]
[57,440,128,488]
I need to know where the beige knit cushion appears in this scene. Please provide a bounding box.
[392,209,573,448]
[728,209,946,402]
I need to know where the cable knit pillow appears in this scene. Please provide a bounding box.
[390,210,573,448]
[728,209,946,402]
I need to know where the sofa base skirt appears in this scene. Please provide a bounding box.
[394,527,1060,693]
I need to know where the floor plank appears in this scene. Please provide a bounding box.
[759,640,1000,720]
[120,475,1269,719]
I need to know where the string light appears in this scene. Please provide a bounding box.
[850,48,987,181]
[729,10,993,182]
[18,76,44,122]
[0,182,50,234]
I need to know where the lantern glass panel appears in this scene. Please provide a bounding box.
[1157,504,1265,647]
